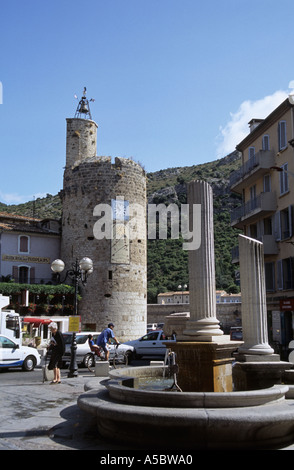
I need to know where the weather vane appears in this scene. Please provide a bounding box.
[74,87,95,119]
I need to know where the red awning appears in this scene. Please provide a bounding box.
[23,317,52,325]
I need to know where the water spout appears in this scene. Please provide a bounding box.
[164,349,182,392]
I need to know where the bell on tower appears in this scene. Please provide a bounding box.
[74,87,95,120]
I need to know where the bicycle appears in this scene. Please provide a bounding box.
[86,344,130,372]
[85,346,106,373]
[112,344,131,369]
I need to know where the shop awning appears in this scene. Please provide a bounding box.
[23,317,52,325]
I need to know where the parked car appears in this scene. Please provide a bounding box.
[123,330,176,358]
[230,327,243,340]
[62,332,134,367]
[62,332,99,367]
[0,334,41,371]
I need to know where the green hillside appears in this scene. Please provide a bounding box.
[146,151,242,301]
[0,152,242,303]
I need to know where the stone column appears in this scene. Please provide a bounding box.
[238,234,273,355]
[183,180,223,341]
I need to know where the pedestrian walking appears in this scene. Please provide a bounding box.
[47,322,65,383]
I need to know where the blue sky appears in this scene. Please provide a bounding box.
[0,0,293,204]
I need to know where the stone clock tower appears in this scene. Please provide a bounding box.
[60,89,147,341]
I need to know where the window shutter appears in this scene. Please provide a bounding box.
[30,267,35,284]
[12,266,18,282]
[257,220,263,239]
[19,236,28,252]
[289,206,293,238]
[278,121,287,150]
[277,260,283,290]
[274,212,281,241]
[290,258,294,290]
[262,135,270,150]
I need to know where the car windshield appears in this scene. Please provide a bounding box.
[63,335,72,344]
[63,334,89,345]
[141,332,160,341]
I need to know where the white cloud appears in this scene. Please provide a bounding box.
[216,90,288,158]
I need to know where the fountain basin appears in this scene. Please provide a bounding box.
[105,365,288,408]
[78,366,294,449]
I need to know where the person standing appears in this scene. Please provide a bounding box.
[96,323,119,361]
[47,322,65,384]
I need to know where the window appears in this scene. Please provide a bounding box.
[262,135,270,150]
[18,235,30,254]
[249,147,255,159]
[249,223,258,239]
[263,174,271,192]
[263,216,273,236]
[278,121,287,150]
[19,266,29,284]
[141,332,159,341]
[248,147,256,170]
[277,258,294,290]
[265,262,275,292]
[280,206,293,239]
[6,314,20,338]
[275,206,293,240]
[0,336,16,349]
[279,163,289,195]
[249,185,257,211]
[250,185,256,200]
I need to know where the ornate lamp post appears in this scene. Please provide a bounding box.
[51,257,93,377]
[178,284,187,303]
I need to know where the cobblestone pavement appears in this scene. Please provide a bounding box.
[0,369,129,451]
[1,367,294,452]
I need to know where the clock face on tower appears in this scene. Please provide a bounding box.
[111,198,129,221]
[111,198,130,264]
[111,224,130,264]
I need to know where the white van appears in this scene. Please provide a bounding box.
[0,334,41,371]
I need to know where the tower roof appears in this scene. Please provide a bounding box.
[74,87,94,120]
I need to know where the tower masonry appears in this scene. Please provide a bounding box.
[60,109,147,341]
[66,118,98,168]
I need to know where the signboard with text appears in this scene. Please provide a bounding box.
[280,299,294,311]
[68,316,81,333]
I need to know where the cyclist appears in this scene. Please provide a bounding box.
[87,334,101,356]
[96,323,119,361]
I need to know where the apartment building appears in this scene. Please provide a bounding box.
[157,290,190,304]
[0,212,61,284]
[229,97,294,356]
[157,290,241,304]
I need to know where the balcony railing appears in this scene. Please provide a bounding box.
[230,149,275,190]
[231,192,277,227]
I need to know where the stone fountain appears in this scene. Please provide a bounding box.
[78,181,294,449]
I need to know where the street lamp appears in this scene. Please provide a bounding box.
[51,257,93,377]
[178,284,187,303]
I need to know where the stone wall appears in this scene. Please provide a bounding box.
[147,302,242,333]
